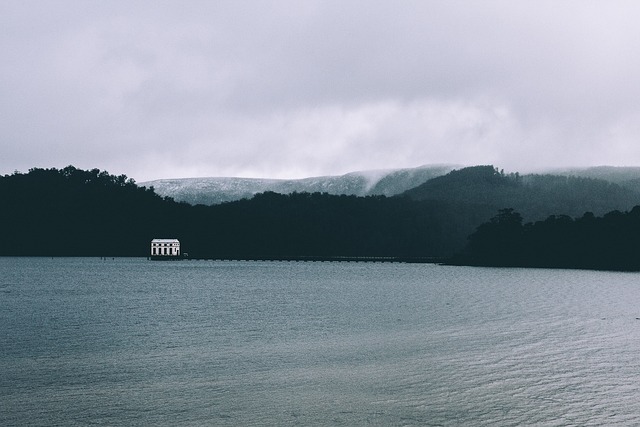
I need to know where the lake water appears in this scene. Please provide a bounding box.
[2,258,640,426]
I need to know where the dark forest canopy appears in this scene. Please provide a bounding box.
[2,165,640,270]
[452,207,640,271]
[0,166,181,256]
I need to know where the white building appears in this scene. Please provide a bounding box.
[151,238,180,257]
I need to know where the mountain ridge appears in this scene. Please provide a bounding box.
[140,164,459,205]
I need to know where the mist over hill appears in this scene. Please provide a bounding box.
[545,166,640,190]
[141,164,640,208]
[140,164,458,205]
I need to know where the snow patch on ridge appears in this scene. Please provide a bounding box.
[140,164,459,205]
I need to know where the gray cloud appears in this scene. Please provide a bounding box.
[2,1,640,181]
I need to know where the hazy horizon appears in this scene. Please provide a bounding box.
[134,163,640,183]
[9,162,640,183]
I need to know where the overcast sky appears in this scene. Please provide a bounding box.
[2,1,640,181]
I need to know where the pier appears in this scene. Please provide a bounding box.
[187,255,445,263]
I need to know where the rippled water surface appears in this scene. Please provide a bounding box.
[2,257,640,426]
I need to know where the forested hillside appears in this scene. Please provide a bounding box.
[3,165,640,268]
[0,166,187,256]
[402,166,640,221]
[0,166,482,257]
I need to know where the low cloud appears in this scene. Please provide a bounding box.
[2,1,640,180]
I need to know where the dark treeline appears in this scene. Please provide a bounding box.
[183,192,484,258]
[0,166,183,256]
[453,207,640,270]
[4,165,640,269]
[0,166,487,258]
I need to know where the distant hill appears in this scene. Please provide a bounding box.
[139,164,457,205]
[546,166,640,190]
[402,166,640,222]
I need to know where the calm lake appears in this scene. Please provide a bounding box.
[2,257,640,426]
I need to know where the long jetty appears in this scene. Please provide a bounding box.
[188,255,445,263]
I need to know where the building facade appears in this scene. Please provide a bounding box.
[151,239,180,258]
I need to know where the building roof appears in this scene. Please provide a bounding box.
[151,238,180,243]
